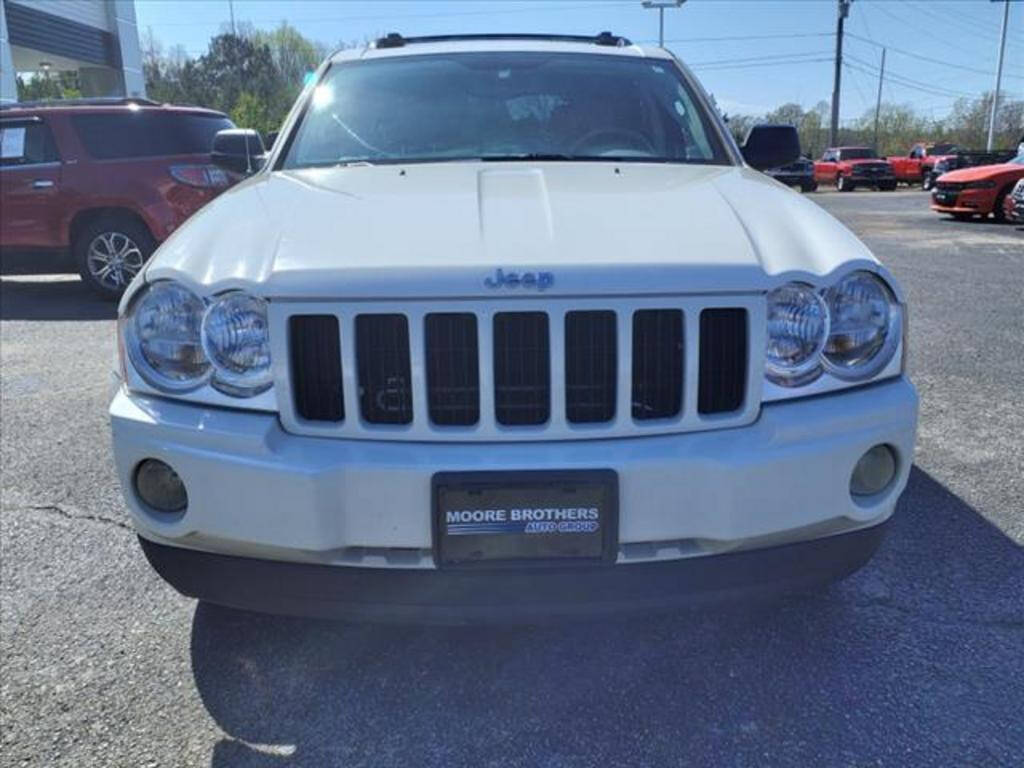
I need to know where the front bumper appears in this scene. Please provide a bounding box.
[932,189,996,214]
[850,173,895,184]
[139,520,889,622]
[112,376,917,601]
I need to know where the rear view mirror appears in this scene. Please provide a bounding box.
[211,129,266,175]
[741,124,801,171]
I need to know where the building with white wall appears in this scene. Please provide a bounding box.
[0,0,145,102]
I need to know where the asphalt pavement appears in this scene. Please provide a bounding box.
[1,188,1022,766]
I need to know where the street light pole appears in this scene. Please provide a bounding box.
[642,0,686,47]
[986,0,1010,151]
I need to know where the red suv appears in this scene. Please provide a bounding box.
[0,98,237,298]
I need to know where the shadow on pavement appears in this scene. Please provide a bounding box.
[0,277,115,321]
[190,467,1023,766]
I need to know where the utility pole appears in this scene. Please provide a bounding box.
[830,0,852,147]
[642,0,686,47]
[872,47,886,154]
[986,0,1010,150]
[228,0,237,36]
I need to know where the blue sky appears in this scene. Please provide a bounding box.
[134,0,1023,122]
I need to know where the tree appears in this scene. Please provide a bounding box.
[254,22,327,91]
[16,71,81,101]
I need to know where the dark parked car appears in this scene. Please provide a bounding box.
[0,98,245,297]
[765,157,817,192]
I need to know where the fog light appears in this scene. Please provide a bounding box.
[850,445,896,497]
[134,459,187,513]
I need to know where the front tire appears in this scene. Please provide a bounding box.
[73,216,155,300]
[837,175,855,192]
[922,174,934,191]
[801,180,818,193]
[992,188,1010,223]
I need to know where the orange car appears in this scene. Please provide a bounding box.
[931,154,1024,221]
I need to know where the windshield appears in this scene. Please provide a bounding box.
[281,52,729,168]
[839,148,875,160]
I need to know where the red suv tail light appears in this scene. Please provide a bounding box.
[169,165,231,189]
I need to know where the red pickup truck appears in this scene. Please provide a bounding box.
[814,147,896,192]
[887,142,959,189]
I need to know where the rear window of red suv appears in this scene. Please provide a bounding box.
[71,111,234,159]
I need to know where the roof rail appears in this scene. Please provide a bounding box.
[373,32,632,49]
[0,97,162,110]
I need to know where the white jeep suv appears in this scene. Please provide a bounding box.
[110,33,918,621]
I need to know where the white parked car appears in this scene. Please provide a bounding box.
[110,33,918,621]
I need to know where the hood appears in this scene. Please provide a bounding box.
[938,162,1024,183]
[144,162,879,300]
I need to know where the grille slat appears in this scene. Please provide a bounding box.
[698,308,748,414]
[631,309,683,420]
[493,312,550,426]
[289,315,344,422]
[565,311,617,423]
[356,314,413,425]
[425,313,480,426]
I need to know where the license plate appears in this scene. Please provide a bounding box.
[433,470,618,567]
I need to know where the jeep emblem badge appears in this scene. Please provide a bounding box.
[484,268,554,292]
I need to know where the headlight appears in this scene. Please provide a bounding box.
[201,292,272,396]
[765,282,829,386]
[124,282,210,392]
[822,271,901,381]
[122,281,273,398]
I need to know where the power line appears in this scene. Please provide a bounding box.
[844,56,973,98]
[863,0,1021,51]
[687,50,835,68]
[694,57,834,73]
[847,32,1024,81]
[661,32,835,44]
[899,0,1022,45]
[843,57,974,101]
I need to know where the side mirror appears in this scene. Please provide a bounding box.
[211,129,266,175]
[741,124,801,171]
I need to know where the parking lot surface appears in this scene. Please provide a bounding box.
[2,189,1022,766]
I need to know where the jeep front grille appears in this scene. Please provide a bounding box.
[355,314,412,424]
[698,308,748,414]
[289,314,344,422]
[631,309,684,420]
[493,312,551,425]
[424,313,479,426]
[276,296,761,441]
[565,310,617,424]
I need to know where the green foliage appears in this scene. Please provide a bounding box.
[230,90,279,136]
[724,94,1022,160]
[144,29,296,135]
[16,71,82,101]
